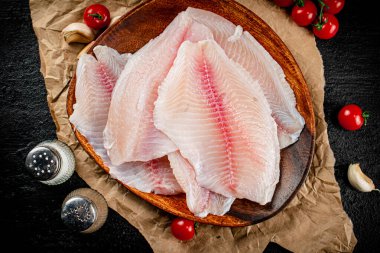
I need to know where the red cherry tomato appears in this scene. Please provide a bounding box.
[291,0,317,27]
[322,0,345,14]
[274,0,294,8]
[83,4,110,30]
[170,218,195,241]
[338,104,369,131]
[313,13,339,39]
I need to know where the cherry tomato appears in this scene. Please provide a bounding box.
[338,104,369,131]
[83,4,110,30]
[322,0,345,15]
[274,0,294,8]
[170,218,195,241]
[291,0,317,27]
[313,13,339,39]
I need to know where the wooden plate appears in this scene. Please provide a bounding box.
[67,0,315,227]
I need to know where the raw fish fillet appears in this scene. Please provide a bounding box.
[110,156,183,195]
[70,46,126,145]
[154,40,280,204]
[93,45,132,77]
[104,13,214,164]
[186,7,305,148]
[168,151,235,217]
[70,46,182,195]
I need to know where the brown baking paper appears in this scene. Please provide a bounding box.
[30,0,357,252]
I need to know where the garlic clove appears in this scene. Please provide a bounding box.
[347,163,378,192]
[126,0,143,7]
[62,23,95,44]
[110,16,122,27]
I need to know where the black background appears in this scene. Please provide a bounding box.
[1,0,379,252]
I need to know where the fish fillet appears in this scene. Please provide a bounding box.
[168,151,235,217]
[110,156,183,195]
[186,7,305,148]
[104,13,214,164]
[70,46,125,144]
[70,46,182,195]
[154,40,280,204]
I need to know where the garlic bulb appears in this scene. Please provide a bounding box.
[62,23,95,44]
[348,163,379,192]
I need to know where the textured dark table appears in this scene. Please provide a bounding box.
[1,0,379,252]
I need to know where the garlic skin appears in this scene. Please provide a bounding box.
[348,163,378,192]
[110,16,122,27]
[126,0,143,7]
[62,23,95,44]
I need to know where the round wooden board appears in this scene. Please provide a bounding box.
[67,0,315,227]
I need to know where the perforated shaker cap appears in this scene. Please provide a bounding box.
[61,188,108,233]
[25,146,60,181]
[25,140,75,185]
[61,196,97,231]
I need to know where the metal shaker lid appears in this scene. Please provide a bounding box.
[25,146,60,181]
[61,188,108,233]
[61,196,97,232]
[25,140,75,185]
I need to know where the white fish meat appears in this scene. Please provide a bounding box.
[70,46,126,144]
[93,45,132,77]
[168,151,235,217]
[186,7,305,149]
[110,156,183,195]
[70,46,182,195]
[104,12,214,164]
[154,40,280,204]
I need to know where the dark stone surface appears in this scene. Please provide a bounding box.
[0,0,378,252]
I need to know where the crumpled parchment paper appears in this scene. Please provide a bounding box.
[29,0,357,252]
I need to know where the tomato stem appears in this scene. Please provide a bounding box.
[313,0,328,30]
[295,0,304,7]
[89,13,103,20]
[362,111,369,126]
[318,0,325,23]
[194,222,199,235]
